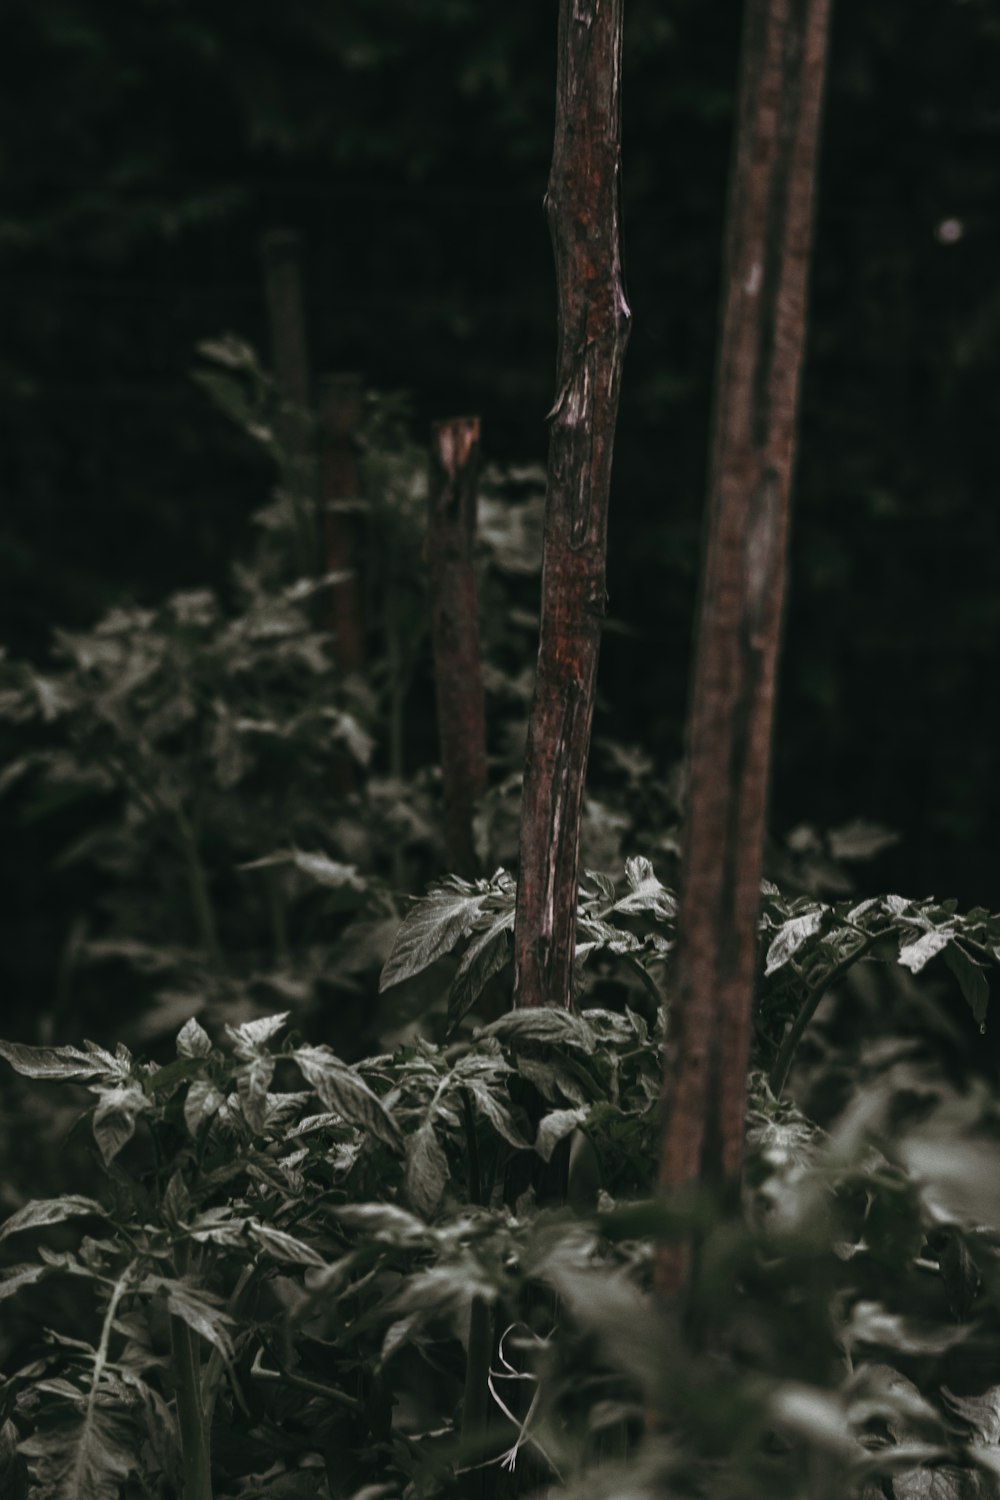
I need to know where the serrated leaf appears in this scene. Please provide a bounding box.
[943,944,990,1025]
[91,1084,150,1165]
[614,857,677,920]
[0,1196,106,1241]
[225,1013,289,1055]
[404,1122,449,1216]
[898,928,952,974]
[0,1263,48,1299]
[22,1398,136,1500]
[583,869,617,904]
[235,1055,275,1134]
[764,910,825,976]
[0,1041,106,1082]
[186,1208,248,1248]
[464,1079,530,1148]
[482,1008,596,1053]
[448,910,514,1022]
[183,1078,224,1137]
[535,1108,588,1163]
[176,1018,212,1058]
[294,1046,402,1150]
[146,1278,234,1360]
[380,881,493,991]
[246,1221,325,1267]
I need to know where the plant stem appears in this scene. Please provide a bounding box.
[461,1090,493,1492]
[171,1246,213,1500]
[173,808,224,970]
[768,931,884,1097]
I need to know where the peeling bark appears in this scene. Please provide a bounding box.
[427,416,488,878]
[513,0,631,1010]
[657,0,832,1298]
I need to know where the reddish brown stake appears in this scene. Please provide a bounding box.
[319,374,367,678]
[658,0,833,1298]
[513,0,631,1010]
[427,417,488,879]
[260,230,316,575]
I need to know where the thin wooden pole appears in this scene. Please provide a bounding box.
[260,230,316,576]
[657,0,833,1299]
[319,374,366,676]
[427,417,488,878]
[512,0,631,1010]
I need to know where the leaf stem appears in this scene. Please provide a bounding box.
[461,1089,492,1492]
[173,807,224,970]
[171,1244,213,1500]
[768,931,884,1097]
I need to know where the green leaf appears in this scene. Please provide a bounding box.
[0,1041,107,1082]
[482,1008,597,1054]
[294,1045,402,1150]
[583,869,617,905]
[22,1399,137,1500]
[176,1017,212,1058]
[0,1418,27,1500]
[90,1084,150,1165]
[764,910,825,975]
[144,1278,235,1360]
[225,1013,289,1054]
[448,909,514,1022]
[0,1263,49,1300]
[898,929,952,974]
[183,1078,224,1137]
[380,879,493,991]
[943,943,990,1024]
[235,1054,275,1134]
[186,1208,249,1248]
[240,849,365,889]
[404,1122,449,1216]
[464,1079,530,1148]
[0,1196,106,1241]
[614,857,677,920]
[246,1221,325,1267]
[535,1108,588,1162]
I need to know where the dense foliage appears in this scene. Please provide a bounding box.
[3,898,1000,1498]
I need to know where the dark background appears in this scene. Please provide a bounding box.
[2,0,999,924]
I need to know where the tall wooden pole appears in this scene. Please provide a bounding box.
[319,373,367,676]
[260,230,316,576]
[427,417,488,878]
[657,0,833,1297]
[512,0,631,1010]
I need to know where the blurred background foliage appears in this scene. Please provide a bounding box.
[2,0,1000,1026]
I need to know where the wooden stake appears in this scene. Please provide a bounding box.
[319,374,366,676]
[657,0,833,1299]
[260,230,316,575]
[427,417,488,879]
[512,0,631,1010]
